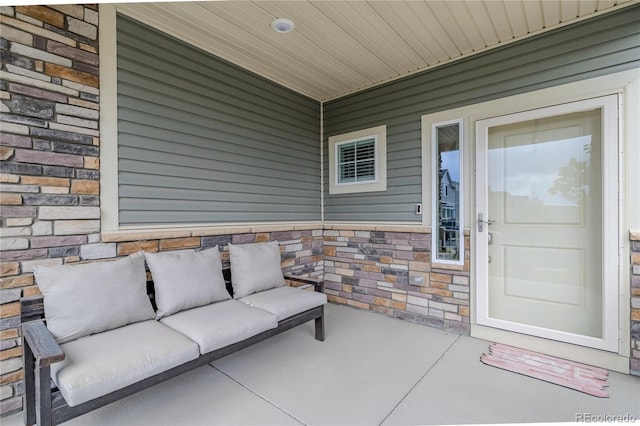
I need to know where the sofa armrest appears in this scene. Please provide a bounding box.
[23,320,65,367]
[23,320,65,426]
[284,274,325,293]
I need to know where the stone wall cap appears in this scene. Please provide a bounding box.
[103,222,472,241]
[106,222,323,240]
[325,223,431,233]
[101,229,191,242]
[192,226,256,237]
[431,262,466,271]
[192,222,322,236]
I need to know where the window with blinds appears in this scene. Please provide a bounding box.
[337,137,376,184]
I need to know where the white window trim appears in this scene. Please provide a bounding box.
[430,118,464,265]
[328,125,387,194]
[99,4,119,233]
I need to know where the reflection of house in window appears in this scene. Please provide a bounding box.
[438,169,459,259]
[433,119,462,263]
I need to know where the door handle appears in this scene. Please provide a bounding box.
[478,213,495,232]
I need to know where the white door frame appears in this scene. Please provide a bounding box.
[475,95,620,352]
[421,69,638,372]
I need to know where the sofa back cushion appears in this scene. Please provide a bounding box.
[228,242,285,298]
[145,247,231,319]
[34,252,156,344]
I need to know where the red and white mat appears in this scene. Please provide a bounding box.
[480,343,609,398]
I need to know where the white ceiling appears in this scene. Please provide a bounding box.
[117,0,637,102]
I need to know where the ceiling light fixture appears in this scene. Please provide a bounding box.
[271,18,295,34]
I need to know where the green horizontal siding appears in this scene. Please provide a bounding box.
[323,5,640,222]
[117,14,321,226]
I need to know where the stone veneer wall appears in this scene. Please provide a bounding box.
[323,226,471,334]
[631,231,640,376]
[1,4,100,414]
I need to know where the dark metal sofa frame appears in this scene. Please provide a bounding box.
[21,270,325,426]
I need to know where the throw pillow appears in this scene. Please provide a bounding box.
[228,241,285,298]
[144,247,230,319]
[34,252,156,344]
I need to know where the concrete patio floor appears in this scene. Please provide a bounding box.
[6,303,640,425]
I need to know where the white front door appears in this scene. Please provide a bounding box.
[476,95,619,352]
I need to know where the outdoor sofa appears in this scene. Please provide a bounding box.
[20,241,327,426]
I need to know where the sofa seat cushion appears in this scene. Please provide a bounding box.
[239,286,327,321]
[50,320,200,407]
[160,299,278,355]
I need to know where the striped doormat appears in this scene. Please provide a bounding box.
[480,343,609,397]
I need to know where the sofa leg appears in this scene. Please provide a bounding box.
[23,341,36,426]
[35,365,53,426]
[315,309,325,341]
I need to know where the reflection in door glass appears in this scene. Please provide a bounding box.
[487,109,603,338]
[434,121,462,262]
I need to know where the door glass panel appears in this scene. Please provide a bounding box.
[487,109,602,338]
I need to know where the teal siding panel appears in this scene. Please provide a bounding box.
[117,66,318,141]
[323,5,640,222]
[117,107,318,162]
[116,15,321,226]
[117,17,318,119]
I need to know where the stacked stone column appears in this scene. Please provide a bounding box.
[1,4,100,414]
